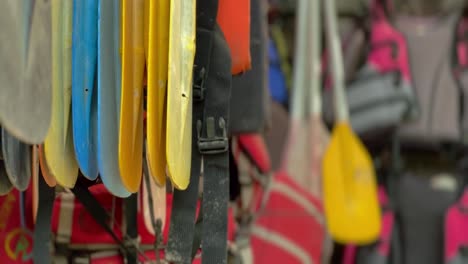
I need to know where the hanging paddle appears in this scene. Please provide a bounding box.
[45,0,79,189]
[96,0,131,197]
[307,0,329,199]
[145,0,170,186]
[0,0,52,144]
[281,0,309,185]
[166,0,196,190]
[119,0,145,193]
[71,0,99,180]
[322,0,381,244]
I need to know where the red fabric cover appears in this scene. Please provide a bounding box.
[251,171,325,263]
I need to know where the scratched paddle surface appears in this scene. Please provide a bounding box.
[72,0,99,180]
[97,0,131,197]
[0,0,52,144]
[2,128,31,191]
[45,0,79,189]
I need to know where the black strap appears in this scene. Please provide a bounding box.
[191,200,204,259]
[165,113,203,263]
[33,171,55,264]
[165,0,220,263]
[124,193,138,264]
[199,24,232,264]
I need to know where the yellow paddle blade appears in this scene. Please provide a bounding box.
[143,0,149,58]
[146,0,170,186]
[45,0,78,189]
[119,0,145,193]
[323,122,381,244]
[166,0,195,190]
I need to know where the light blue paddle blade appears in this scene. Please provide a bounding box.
[97,0,131,197]
[72,0,99,180]
[1,128,31,191]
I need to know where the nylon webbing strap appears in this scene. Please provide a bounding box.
[165,0,219,263]
[165,124,202,263]
[199,24,232,264]
[33,172,55,264]
[125,193,138,264]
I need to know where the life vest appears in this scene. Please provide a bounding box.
[326,0,468,149]
[344,178,465,264]
[445,188,468,264]
[217,0,251,74]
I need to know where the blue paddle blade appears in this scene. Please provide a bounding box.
[71,0,99,180]
[96,0,131,197]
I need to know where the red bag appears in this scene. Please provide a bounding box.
[232,134,329,263]
[251,172,328,264]
[49,183,236,262]
[0,189,34,264]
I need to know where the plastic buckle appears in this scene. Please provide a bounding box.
[193,67,206,101]
[197,117,228,155]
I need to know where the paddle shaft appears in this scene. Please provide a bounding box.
[324,0,349,122]
[309,0,322,116]
[291,0,309,119]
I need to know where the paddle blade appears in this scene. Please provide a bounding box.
[166,0,195,190]
[323,122,381,244]
[71,0,99,179]
[46,0,78,189]
[146,0,170,186]
[119,0,145,193]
